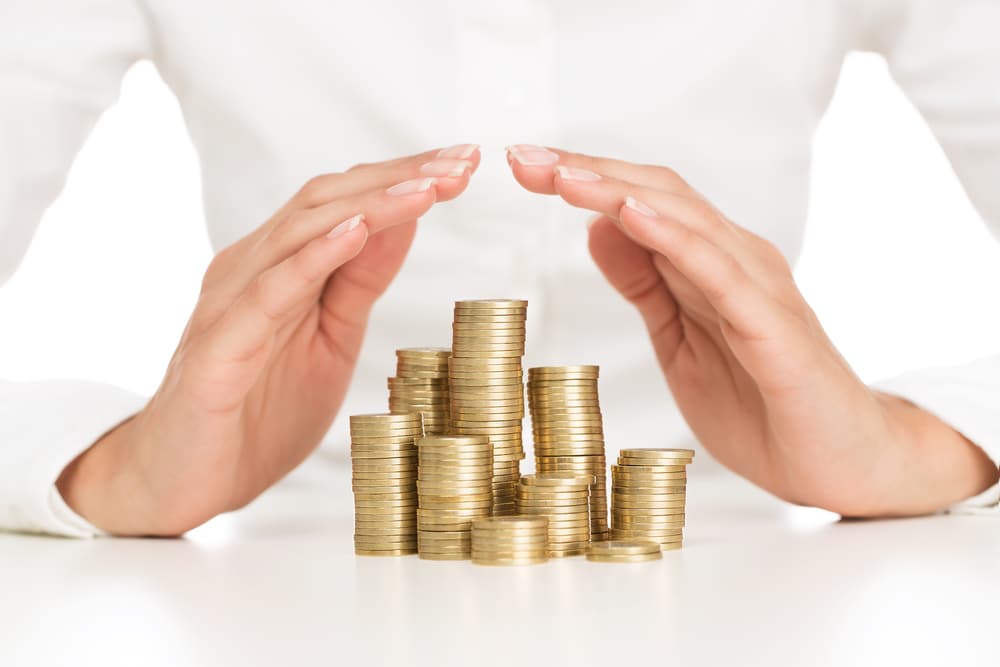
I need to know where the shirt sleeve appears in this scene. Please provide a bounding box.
[0,0,152,536]
[864,0,1000,511]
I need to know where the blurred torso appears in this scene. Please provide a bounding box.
[144,0,853,455]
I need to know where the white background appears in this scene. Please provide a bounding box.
[1,52,999,394]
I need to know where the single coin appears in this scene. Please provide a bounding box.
[618,447,695,460]
[350,412,423,423]
[417,434,490,445]
[528,364,599,375]
[520,473,593,487]
[586,551,662,563]
[355,548,417,557]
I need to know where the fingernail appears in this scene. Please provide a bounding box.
[555,165,601,182]
[327,214,364,239]
[420,159,473,178]
[437,144,479,159]
[624,196,658,217]
[386,177,437,196]
[508,147,560,167]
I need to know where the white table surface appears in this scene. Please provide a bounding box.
[2,453,997,667]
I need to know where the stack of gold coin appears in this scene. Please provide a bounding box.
[449,299,527,516]
[470,516,549,566]
[416,435,494,560]
[586,540,663,563]
[350,413,423,556]
[515,474,591,557]
[527,365,609,540]
[395,347,451,379]
[610,448,695,551]
[388,348,451,435]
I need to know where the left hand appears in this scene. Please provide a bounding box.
[507,145,998,516]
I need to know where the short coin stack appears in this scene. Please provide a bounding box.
[388,348,452,435]
[611,448,695,551]
[586,540,663,563]
[471,516,549,566]
[350,413,423,556]
[515,474,591,557]
[416,435,494,560]
[527,366,609,540]
[449,299,528,516]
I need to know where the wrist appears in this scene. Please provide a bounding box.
[874,391,998,515]
[56,416,147,535]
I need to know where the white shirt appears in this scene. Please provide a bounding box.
[2,0,999,537]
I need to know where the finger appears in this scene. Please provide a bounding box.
[291,144,480,211]
[252,175,438,274]
[190,217,369,403]
[205,144,480,285]
[318,220,419,363]
[196,176,443,332]
[515,159,744,258]
[587,215,683,367]
[621,207,802,358]
[506,144,691,196]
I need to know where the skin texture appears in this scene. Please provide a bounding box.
[57,143,998,535]
[56,147,480,535]
[507,145,998,517]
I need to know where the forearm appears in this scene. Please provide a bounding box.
[857,392,998,517]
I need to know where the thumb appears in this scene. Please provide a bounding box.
[318,220,418,357]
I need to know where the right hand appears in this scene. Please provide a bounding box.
[56,145,481,535]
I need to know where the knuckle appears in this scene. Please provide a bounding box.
[297,174,336,206]
[201,248,234,290]
[654,164,681,184]
[247,274,279,321]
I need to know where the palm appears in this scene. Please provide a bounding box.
[229,222,418,504]
[643,259,774,480]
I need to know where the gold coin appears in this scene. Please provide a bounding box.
[471,523,549,535]
[519,474,592,487]
[586,552,662,563]
[354,539,416,548]
[418,466,493,475]
[355,548,417,557]
[528,364,598,375]
[353,490,418,499]
[612,500,686,514]
[417,473,492,483]
[351,463,418,474]
[417,434,490,445]
[455,298,528,308]
[349,421,423,431]
[350,412,423,424]
[471,551,548,559]
[450,419,523,428]
[471,557,547,566]
[618,448,695,461]
[537,454,606,464]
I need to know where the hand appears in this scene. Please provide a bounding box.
[57,145,481,535]
[507,145,998,516]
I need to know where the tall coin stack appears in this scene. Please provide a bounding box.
[527,365,609,540]
[610,448,695,551]
[416,435,494,560]
[449,299,528,516]
[350,413,423,556]
[388,348,452,435]
[471,516,549,566]
[515,474,592,557]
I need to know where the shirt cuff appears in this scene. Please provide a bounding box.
[873,356,1000,516]
[0,379,145,537]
